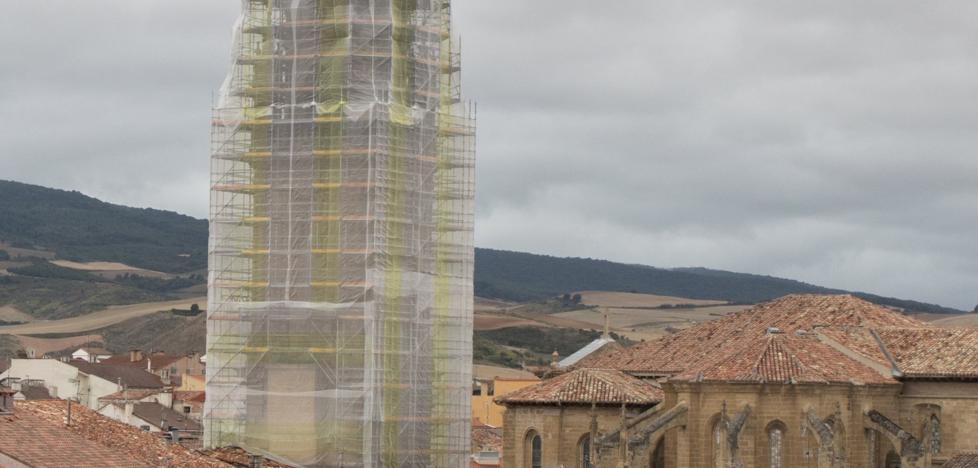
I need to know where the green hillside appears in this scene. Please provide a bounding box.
[0,180,963,315]
[0,180,206,273]
[473,249,963,314]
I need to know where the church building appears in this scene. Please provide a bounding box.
[497,295,978,468]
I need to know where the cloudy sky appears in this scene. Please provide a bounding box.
[1,1,976,309]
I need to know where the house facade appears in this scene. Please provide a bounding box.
[100,350,204,386]
[0,359,164,411]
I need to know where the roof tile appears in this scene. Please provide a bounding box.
[584,295,928,378]
[495,368,662,406]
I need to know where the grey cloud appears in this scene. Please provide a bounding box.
[0,1,975,308]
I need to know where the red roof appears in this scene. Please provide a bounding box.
[670,333,895,385]
[583,295,928,377]
[2,400,229,467]
[495,368,663,406]
[0,409,141,467]
[803,324,978,380]
[175,391,206,403]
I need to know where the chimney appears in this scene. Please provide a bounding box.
[550,350,560,368]
[0,386,16,414]
[129,349,143,362]
[602,311,611,339]
[124,401,134,425]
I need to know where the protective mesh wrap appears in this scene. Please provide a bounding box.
[205,0,474,465]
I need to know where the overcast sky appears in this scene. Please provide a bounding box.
[1,1,976,309]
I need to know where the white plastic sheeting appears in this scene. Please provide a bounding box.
[205,0,474,466]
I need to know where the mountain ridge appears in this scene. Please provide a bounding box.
[0,180,963,314]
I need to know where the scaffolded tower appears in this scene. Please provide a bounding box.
[205,0,474,465]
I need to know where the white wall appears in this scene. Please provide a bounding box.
[82,372,122,409]
[1,359,79,400]
[1,359,122,410]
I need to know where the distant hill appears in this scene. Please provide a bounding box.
[0,180,963,315]
[474,249,964,314]
[0,180,206,273]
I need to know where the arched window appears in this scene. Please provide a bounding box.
[578,434,592,468]
[866,429,879,468]
[767,422,786,468]
[885,450,900,468]
[711,417,727,468]
[524,430,542,468]
[650,437,666,468]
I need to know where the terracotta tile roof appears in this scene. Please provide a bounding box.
[670,333,895,385]
[0,408,143,467]
[68,360,164,389]
[7,400,230,467]
[945,453,978,468]
[583,295,926,377]
[175,391,206,403]
[811,326,978,380]
[495,368,663,406]
[816,327,891,367]
[199,447,292,468]
[98,388,163,403]
[471,420,503,453]
[876,328,978,379]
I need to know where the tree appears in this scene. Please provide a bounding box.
[571,293,582,304]
[973,304,978,314]
[0,250,9,261]
[190,303,201,315]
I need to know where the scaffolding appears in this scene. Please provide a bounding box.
[204,0,474,466]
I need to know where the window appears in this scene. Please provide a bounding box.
[768,425,784,468]
[712,418,727,468]
[866,429,878,468]
[885,450,900,468]
[183,406,191,414]
[578,435,592,468]
[525,430,542,468]
[650,437,665,468]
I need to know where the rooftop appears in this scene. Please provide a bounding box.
[0,408,141,467]
[471,419,503,454]
[557,336,620,368]
[583,295,941,380]
[670,333,895,385]
[875,327,978,379]
[2,400,228,467]
[495,368,663,406]
[68,360,164,389]
[199,447,292,468]
[472,364,539,382]
[131,402,202,431]
[98,388,163,403]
